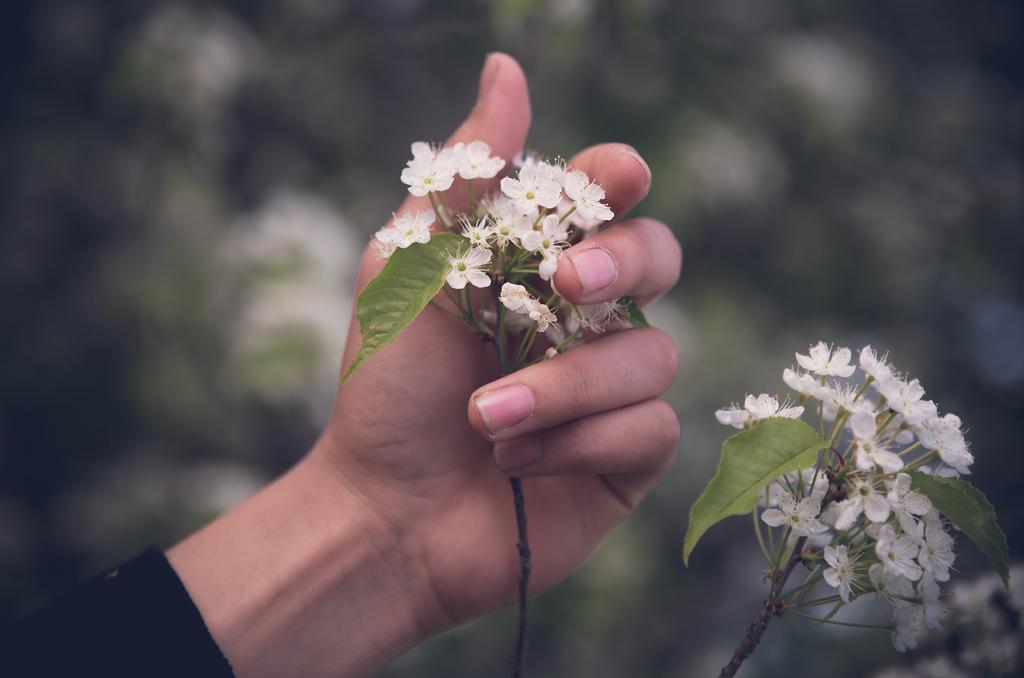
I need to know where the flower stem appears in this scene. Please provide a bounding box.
[785,609,893,630]
[509,476,530,678]
[557,205,577,225]
[512,325,539,369]
[784,564,822,603]
[792,594,841,608]
[904,451,936,471]
[719,537,807,678]
[752,509,772,564]
[491,279,532,678]
[428,191,450,229]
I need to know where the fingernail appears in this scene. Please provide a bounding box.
[475,384,534,435]
[567,246,618,300]
[494,437,542,473]
[621,148,652,193]
[478,53,502,104]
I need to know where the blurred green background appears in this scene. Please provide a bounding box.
[1,1,1022,676]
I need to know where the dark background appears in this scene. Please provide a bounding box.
[1,1,1022,676]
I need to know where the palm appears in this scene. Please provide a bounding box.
[327,246,627,625]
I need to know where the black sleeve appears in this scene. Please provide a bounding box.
[3,548,234,678]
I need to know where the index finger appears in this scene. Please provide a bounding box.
[553,217,682,306]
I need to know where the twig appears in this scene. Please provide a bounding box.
[718,537,807,678]
[491,277,532,678]
[509,476,530,678]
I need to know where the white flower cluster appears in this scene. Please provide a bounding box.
[717,342,977,652]
[871,565,1024,677]
[374,141,620,339]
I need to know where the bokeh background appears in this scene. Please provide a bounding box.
[2,1,1022,676]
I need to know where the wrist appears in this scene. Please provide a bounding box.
[167,447,440,677]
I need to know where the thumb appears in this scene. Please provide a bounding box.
[354,53,532,286]
[343,54,532,368]
[448,52,533,172]
[393,51,533,221]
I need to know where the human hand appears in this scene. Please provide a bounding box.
[315,52,682,632]
[169,53,682,678]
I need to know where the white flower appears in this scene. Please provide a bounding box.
[453,140,505,180]
[833,476,891,529]
[558,196,603,232]
[886,473,933,533]
[445,247,492,289]
[918,574,948,631]
[782,367,831,400]
[521,214,569,280]
[793,468,829,502]
[878,377,938,427]
[876,524,924,581]
[544,347,558,359]
[521,156,566,186]
[379,210,434,248]
[460,218,491,248]
[715,405,750,429]
[563,169,614,222]
[870,561,926,652]
[894,429,915,445]
[850,409,904,473]
[744,393,804,422]
[400,142,459,196]
[500,163,562,213]
[823,544,859,603]
[796,341,856,378]
[759,468,828,509]
[892,600,926,652]
[915,413,974,475]
[498,282,557,333]
[487,197,531,247]
[870,562,915,605]
[498,282,531,312]
[761,492,829,536]
[917,517,956,583]
[716,394,803,429]
[525,301,557,333]
[859,345,898,388]
[830,383,875,417]
[575,300,626,332]
[371,231,398,259]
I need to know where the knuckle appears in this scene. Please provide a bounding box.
[640,218,683,285]
[653,400,682,450]
[563,419,599,468]
[644,400,680,475]
[668,234,683,285]
[555,354,603,412]
[614,225,649,284]
[642,328,679,388]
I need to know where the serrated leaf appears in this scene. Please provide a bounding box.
[907,471,1010,588]
[620,296,649,329]
[683,418,824,565]
[343,233,460,381]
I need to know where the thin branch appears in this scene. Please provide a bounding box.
[491,275,531,678]
[718,537,807,678]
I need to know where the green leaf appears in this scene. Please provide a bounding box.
[907,471,1010,588]
[620,296,649,329]
[683,418,824,565]
[343,233,460,382]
